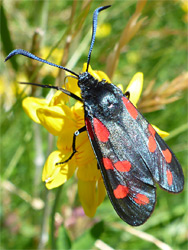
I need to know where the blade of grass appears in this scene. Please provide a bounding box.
[1,4,18,71]
[3,132,32,180]
[165,123,188,141]
[111,222,173,250]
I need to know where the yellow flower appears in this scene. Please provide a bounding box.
[22,65,169,217]
[96,23,111,38]
[179,0,188,13]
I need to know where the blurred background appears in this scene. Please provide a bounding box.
[1,0,187,249]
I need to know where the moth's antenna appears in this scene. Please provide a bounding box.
[5,49,79,78]
[86,5,111,72]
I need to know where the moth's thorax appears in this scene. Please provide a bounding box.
[78,72,124,119]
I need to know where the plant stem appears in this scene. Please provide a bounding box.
[38,188,51,249]
[51,186,63,249]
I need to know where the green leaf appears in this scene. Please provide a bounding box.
[1,3,18,71]
[72,221,104,250]
[57,224,72,250]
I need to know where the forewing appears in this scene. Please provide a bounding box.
[85,116,156,226]
[84,95,183,225]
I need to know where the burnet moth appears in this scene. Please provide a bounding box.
[5,6,184,226]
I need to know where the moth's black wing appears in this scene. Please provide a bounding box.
[84,90,183,226]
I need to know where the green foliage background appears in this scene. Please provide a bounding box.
[1,0,187,249]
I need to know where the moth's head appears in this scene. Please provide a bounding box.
[78,72,98,89]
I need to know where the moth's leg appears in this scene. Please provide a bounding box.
[56,126,86,165]
[124,91,130,100]
[97,163,100,170]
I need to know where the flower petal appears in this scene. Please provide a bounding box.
[78,178,106,217]
[82,63,111,82]
[66,73,81,98]
[82,63,97,77]
[94,70,111,83]
[152,124,169,138]
[125,72,143,106]
[117,84,124,92]
[78,179,97,217]
[22,97,49,124]
[42,150,76,189]
[96,180,106,206]
[57,125,95,166]
[75,138,96,166]
[37,105,75,136]
[71,101,85,128]
[77,160,101,181]
[57,127,77,151]
[49,90,68,106]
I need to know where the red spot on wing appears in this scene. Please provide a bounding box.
[114,160,131,172]
[122,97,138,119]
[162,149,172,163]
[113,185,129,199]
[93,118,110,142]
[103,158,114,170]
[148,124,156,137]
[166,169,173,186]
[148,135,157,152]
[85,118,94,140]
[134,194,149,205]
